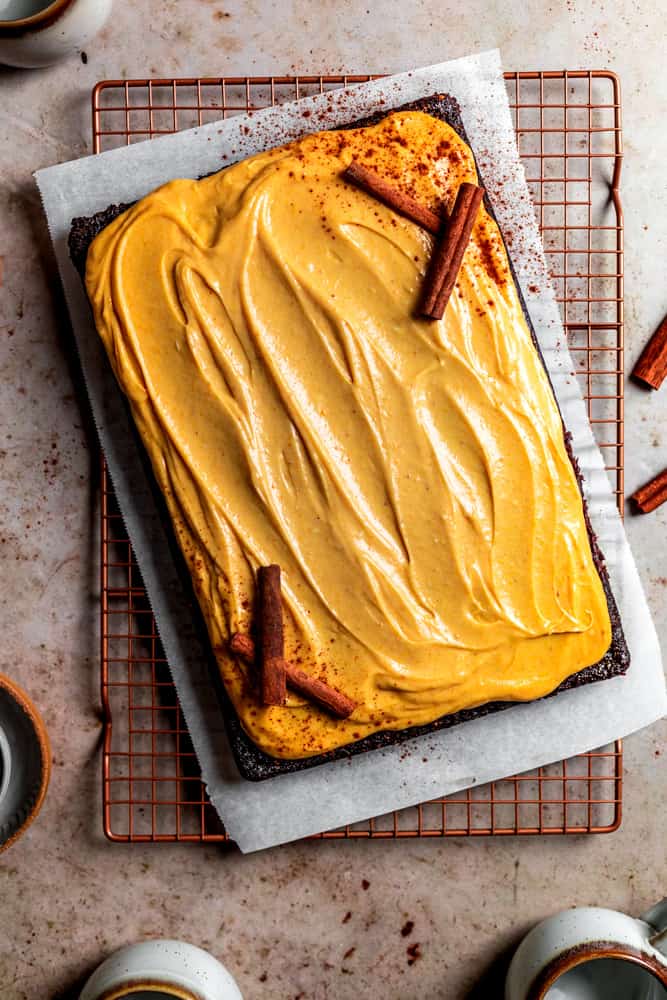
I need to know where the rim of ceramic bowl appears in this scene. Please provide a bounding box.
[0,673,51,854]
[527,941,667,999]
[0,0,75,32]
[0,724,11,805]
[95,981,204,1000]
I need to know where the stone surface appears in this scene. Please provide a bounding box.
[0,2,665,998]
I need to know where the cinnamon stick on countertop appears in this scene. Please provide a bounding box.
[257,565,287,706]
[630,468,667,514]
[632,313,667,390]
[230,633,356,720]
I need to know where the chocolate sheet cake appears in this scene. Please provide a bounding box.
[69,94,629,781]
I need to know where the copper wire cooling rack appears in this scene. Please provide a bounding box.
[96,72,625,843]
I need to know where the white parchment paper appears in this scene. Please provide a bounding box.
[35,50,665,852]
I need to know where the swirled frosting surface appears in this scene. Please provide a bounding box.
[86,111,611,758]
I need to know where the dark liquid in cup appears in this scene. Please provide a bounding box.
[546,958,667,1000]
[0,0,57,19]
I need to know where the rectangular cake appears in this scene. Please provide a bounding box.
[70,94,629,779]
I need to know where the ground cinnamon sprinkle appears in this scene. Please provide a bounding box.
[478,234,507,286]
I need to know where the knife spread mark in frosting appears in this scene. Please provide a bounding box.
[86,111,611,758]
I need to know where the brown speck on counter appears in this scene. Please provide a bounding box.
[406,942,422,966]
[361,879,370,891]
[80,51,88,64]
[401,920,415,937]
[342,910,352,923]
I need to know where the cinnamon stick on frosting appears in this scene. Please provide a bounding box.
[230,633,357,719]
[257,564,287,705]
[343,161,441,235]
[632,313,667,390]
[420,182,484,320]
[630,468,667,514]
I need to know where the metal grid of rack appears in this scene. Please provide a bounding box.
[96,72,624,843]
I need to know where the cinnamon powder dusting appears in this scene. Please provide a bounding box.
[478,233,507,286]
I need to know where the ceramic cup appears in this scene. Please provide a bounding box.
[0,673,51,853]
[505,900,667,999]
[78,940,244,1000]
[0,0,112,68]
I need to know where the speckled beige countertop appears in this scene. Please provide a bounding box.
[0,2,665,998]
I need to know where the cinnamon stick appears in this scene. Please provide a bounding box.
[286,665,356,719]
[230,632,258,663]
[257,565,287,706]
[630,468,667,514]
[230,633,357,719]
[420,182,484,320]
[343,161,441,235]
[632,313,667,390]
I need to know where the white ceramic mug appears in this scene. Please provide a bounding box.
[506,900,667,999]
[0,0,112,68]
[78,940,243,1000]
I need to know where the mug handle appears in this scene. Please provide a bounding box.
[642,898,667,956]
